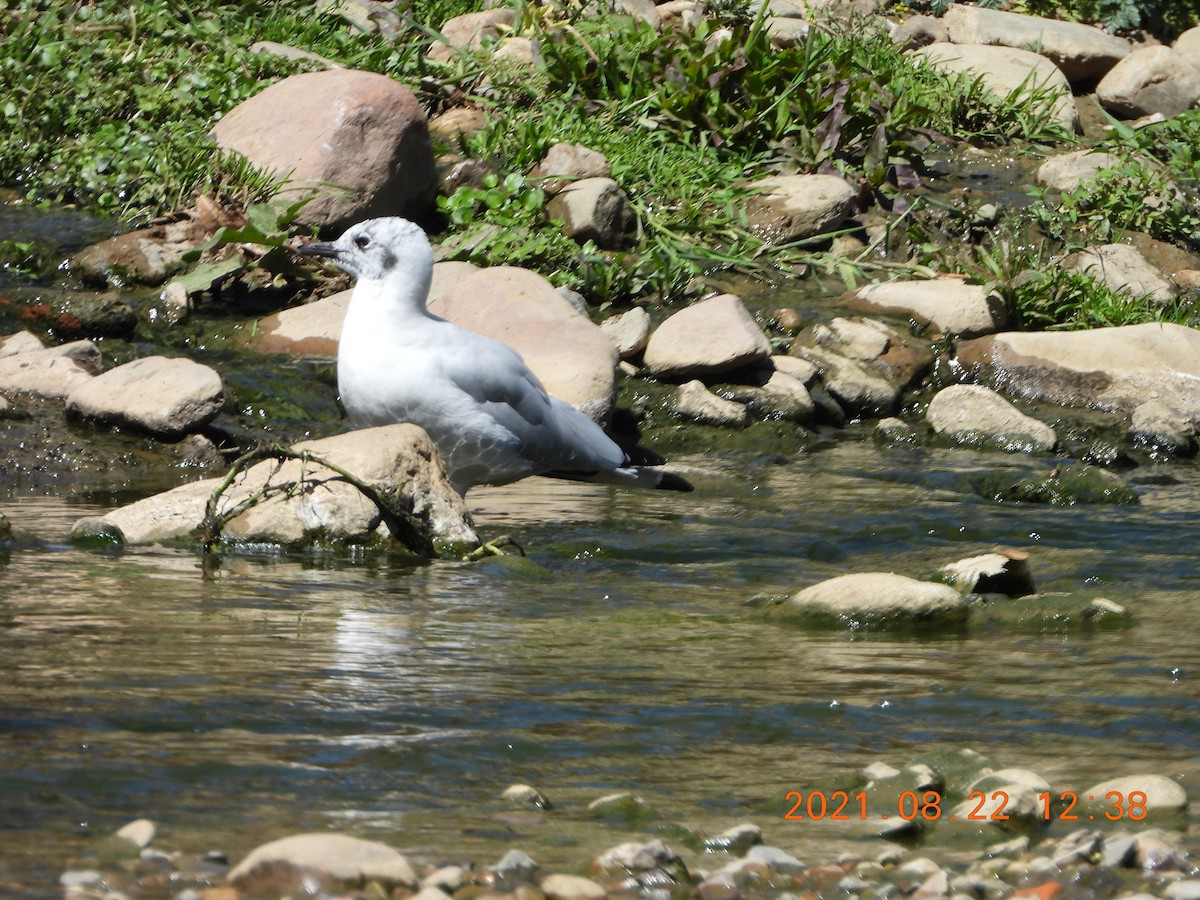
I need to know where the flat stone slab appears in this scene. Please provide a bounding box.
[65,356,224,439]
[229,832,418,889]
[0,340,102,401]
[777,572,969,628]
[849,278,1006,338]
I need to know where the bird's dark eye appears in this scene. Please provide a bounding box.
[354,235,371,249]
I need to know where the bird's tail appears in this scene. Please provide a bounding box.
[546,465,694,492]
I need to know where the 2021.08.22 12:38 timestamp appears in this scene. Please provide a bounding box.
[783,790,1151,822]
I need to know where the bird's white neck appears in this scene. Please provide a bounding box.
[344,264,434,339]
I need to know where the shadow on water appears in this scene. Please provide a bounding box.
[0,444,1197,890]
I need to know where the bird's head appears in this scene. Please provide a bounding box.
[297,217,433,282]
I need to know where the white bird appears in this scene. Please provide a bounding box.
[298,217,692,496]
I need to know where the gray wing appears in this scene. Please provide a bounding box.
[435,331,625,476]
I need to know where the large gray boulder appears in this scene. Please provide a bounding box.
[942,5,1130,83]
[927,384,1057,453]
[913,43,1079,132]
[1096,46,1200,119]
[643,294,771,379]
[65,356,224,440]
[848,278,1006,338]
[211,69,435,230]
[744,174,857,244]
[777,572,968,628]
[71,425,477,549]
[956,324,1200,421]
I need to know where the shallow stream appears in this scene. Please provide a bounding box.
[0,201,1197,897]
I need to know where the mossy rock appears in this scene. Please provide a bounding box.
[967,593,1134,630]
[973,464,1138,505]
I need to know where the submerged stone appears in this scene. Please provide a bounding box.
[976,464,1139,506]
[775,572,968,630]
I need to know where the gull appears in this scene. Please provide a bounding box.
[298,217,692,496]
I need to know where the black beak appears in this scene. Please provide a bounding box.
[296,241,340,260]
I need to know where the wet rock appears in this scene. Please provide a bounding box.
[1063,244,1175,306]
[529,143,612,195]
[794,344,898,417]
[718,368,815,423]
[793,316,934,399]
[956,324,1200,421]
[703,823,762,855]
[115,819,156,850]
[65,356,224,440]
[643,294,771,379]
[927,384,1057,453]
[981,464,1139,506]
[775,572,968,629]
[744,174,857,244]
[541,873,606,900]
[600,307,652,359]
[848,278,1006,338]
[1097,46,1200,119]
[21,290,137,340]
[941,5,1130,83]
[1100,831,1137,867]
[913,43,1079,132]
[959,768,1050,827]
[1165,881,1200,900]
[875,416,917,445]
[1081,774,1187,814]
[431,266,618,421]
[594,838,686,877]
[0,329,44,358]
[228,832,418,891]
[427,9,516,62]
[0,340,101,401]
[587,791,654,824]
[674,380,748,427]
[1036,149,1122,192]
[940,548,1035,597]
[71,218,207,286]
[502,784,551,809]
[1129,399,1198,457]
[771,353,818,385]
[744,845,806,875]
[495,848,540,882]
[211,69,436,230]
[546,177,635,250]
[71,424,478,549]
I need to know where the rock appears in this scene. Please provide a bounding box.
[546,177,634,249]
[1063,244,1175,306]
[0,330,45,358]
[941,548,1035,597]
[71,425,478,549]
[610,0,661,27]
[849,278,1006,338]
[541,873,606,900]
[1097,46,1200,119]
[955,324,1200,421]
[65,356,224,440]
[595,838,683,874]
[114,819,156,850]
[703,823,762,855]
[1175,25,1200,68]
[771,354,818,385]
[913,43,1079,133]
[1165,882,1200,900]
[529,142,612,195]
[891,14,947,51]
[874,416,917,445]
[942,5,1131,83]
[587,791,653,823]
[493,36,540,67]
[71,219,206,286]
[959,768,1051,826]
[795,344,898,417]
[658,0,703,30]
[794,316,934,395]
[744,174,857,244]
[228,832,418,890]
[256,290,351,356]
[430,266,618,421]
[211,69,435,230]
[717,368,815,423]
[0,340,101,401]
[600,307,652,359]
[502,784,551,809]
[21,290,137,340]
[427,9,516,62]
[766,15,810,48]
[428,107,490,143]
[494,848,540,881]
[1036,149,1123,192]
[643,294,771,379]
[1081,774,1187,813]
[319,0,404,40]
[1129,399,1198,457]
[927,384,1056,452]
[776,572,969,629]
[981,464,1139,505]
[744,845,806,875]
[674,380,749,427]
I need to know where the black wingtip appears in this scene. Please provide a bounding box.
[657,472,694,492]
